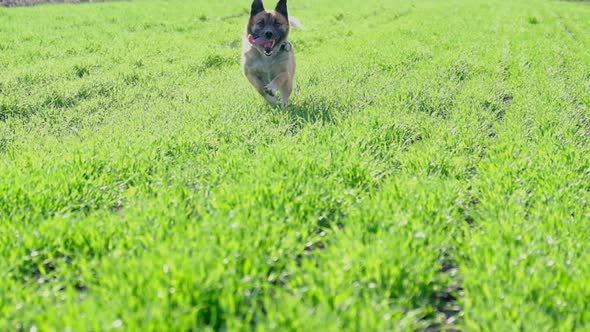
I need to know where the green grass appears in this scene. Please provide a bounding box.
[1,0,589,330]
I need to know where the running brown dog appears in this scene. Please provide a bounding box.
[242,0,297,108]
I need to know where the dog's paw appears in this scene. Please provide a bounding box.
[263,94,279,106]
[264,83,277,97]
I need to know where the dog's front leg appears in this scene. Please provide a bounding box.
[245,72,278,106]
[265,72,292,109]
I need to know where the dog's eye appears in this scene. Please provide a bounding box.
[257,20,265,26]
[273,21,281,27]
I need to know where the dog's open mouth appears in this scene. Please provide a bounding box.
[248,34,276,56]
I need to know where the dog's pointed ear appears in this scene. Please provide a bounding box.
[275,0,288,19]
[250,0,265,17]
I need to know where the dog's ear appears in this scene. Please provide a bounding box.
[250,0,265,17]
[275,0,288,19]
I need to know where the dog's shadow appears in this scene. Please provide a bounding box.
[283,100,336,130]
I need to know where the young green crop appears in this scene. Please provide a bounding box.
[0,0,589,330]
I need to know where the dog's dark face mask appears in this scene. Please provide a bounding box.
[247,0,290,56]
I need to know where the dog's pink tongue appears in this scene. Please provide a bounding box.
[248,34,274,48]
[248,34,265,46]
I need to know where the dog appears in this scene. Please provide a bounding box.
[242,0,297,108]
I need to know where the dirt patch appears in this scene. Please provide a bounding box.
[0,0,111,7]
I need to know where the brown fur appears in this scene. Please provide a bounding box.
[242,0,295,108]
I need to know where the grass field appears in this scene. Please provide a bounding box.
[1,0,589,330]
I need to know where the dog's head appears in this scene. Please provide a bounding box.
[247,0,289,56]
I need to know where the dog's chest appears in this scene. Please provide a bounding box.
[243,48,288,78]
[247,56,273,73]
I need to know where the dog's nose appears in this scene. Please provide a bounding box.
[265,31,273,39]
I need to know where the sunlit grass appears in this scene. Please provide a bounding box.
[0,0,589,330]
